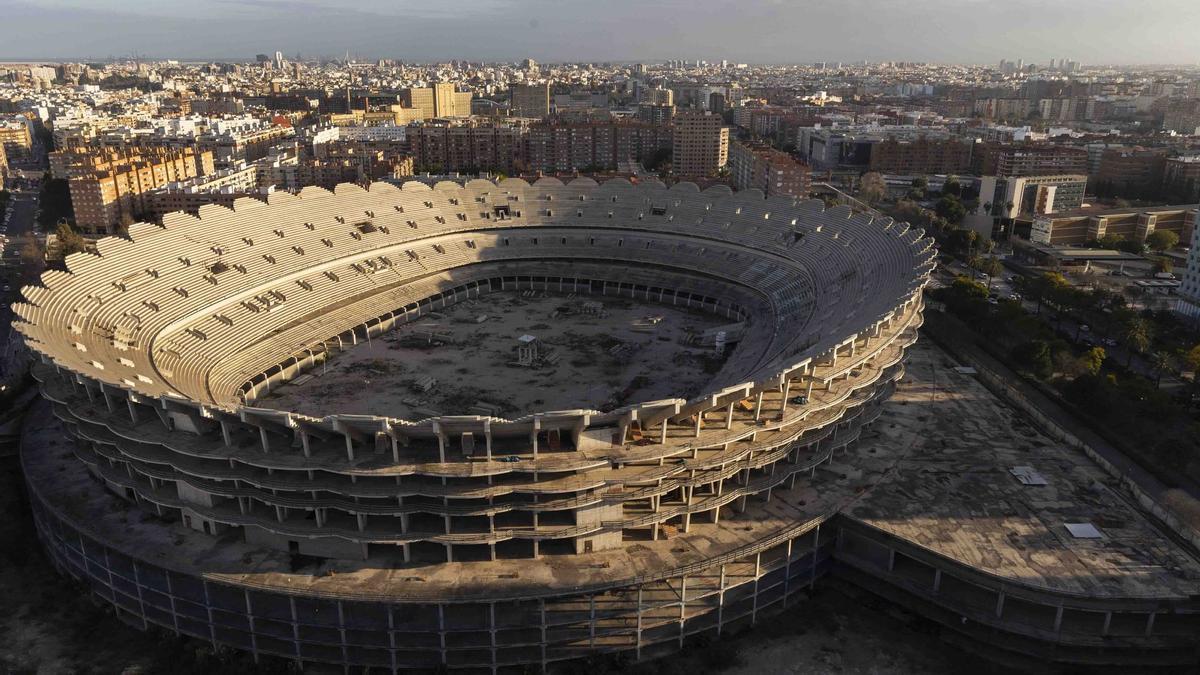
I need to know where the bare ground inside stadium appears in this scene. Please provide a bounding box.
[259,291,735,419]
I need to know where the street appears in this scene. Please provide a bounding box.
[0,189,41,375]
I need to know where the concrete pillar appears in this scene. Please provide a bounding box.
[258,426,271,454]
[995,591,1005,618]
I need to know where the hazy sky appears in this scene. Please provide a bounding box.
[0,0,1197,65]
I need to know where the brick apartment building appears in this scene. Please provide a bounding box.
[866,136,974,175]
[62,147,214,234]
[729,140,811,198]
[972,143,1088,177]
[672,110,729,177]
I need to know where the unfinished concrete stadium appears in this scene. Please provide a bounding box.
[12,177,1200,671]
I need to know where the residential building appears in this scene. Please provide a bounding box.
[972,143,1088,177]
[866,136,973,176]
[66,147,213,234]
[526,120,670,175]
[1163,156,1200,203]
[729,140,811,198]
[636,103,675,127]
[1093,147,1167,197]
[400,84,471,119]
[672,110,728,177]
[510,83,550,119]
[0,118,33,159]
[1162,99,1200,135]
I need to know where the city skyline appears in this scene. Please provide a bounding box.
[1,0,1199,65]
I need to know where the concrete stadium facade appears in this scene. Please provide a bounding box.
[15,177,944,670]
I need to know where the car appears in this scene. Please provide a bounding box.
[498,455,521,463]
[1079,324,1090,332]
[2,285,10,293]
[789,395,809,406]
[987,297,999,305]
[1103,338,1118,347]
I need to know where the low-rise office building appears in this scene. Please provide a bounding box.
[1026,203,1198,246]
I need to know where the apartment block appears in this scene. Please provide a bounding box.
[0,118,33,159]
[1163,156,1200,203]
[400,84,471,119]
[672,110,729,177]
[729,140,811,198]
[866,136,973,176]
[526,120,670,175]
[510,83,550,119]
[67,147,213,234]
[407,120,525,174]
[1093,146,1167,196]
[972,143,1088,177]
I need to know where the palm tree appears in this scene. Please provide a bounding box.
[1150,351,1174,388]
[1120,317,1152,369]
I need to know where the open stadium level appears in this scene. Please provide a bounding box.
[13,178,1200,671]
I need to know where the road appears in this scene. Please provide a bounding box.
[0,190,41,375]
[934,258,1186,390]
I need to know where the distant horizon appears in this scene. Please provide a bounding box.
[1,57,1198,70]
[1,0,1198,66]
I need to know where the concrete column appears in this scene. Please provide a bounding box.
[725,402,734,429]
[995,591,1005,618]
[678,575,687,646]
[754,391,764,420]
[258,426,271,454]
[717,564,726,635]
[635,586,643,660]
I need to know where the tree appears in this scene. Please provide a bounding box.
[972,256,1003,290]
[934,195,966,224]
[1146,229,1179,252]
[943,227,978,258]
[858,172,886,205]
[911,176,928,192]
[1081,346,1106,376]
[55,222,86,256]
[1150,351,1174,387]
[1020,271,1068,315]
[1120,316,1152,368]
[1115,238,1146,255]
[1012,340,1053,379]
[1153,258,1173,275]
[942,176,962,197]
[1185,344,1200,375]
[116,212,135,236]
